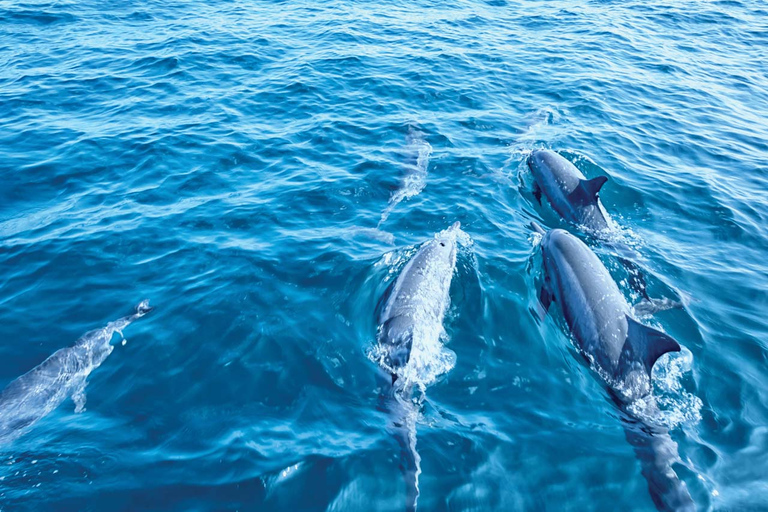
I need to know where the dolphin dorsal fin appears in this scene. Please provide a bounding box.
[621,316,681,376]
[568,176,608,205]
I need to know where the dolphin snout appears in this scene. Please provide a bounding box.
[135,299,154,316]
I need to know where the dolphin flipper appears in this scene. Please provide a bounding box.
[567,176,608,206]
[621,317,682,376]
[535,284,553,321]
[532,181,543,205]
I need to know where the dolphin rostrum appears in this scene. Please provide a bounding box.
[531,222,694,511]
[375,222,460,512]
[0,300,153,445]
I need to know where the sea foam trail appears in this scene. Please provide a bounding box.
[378,128,431,227]
[0,300,153,445]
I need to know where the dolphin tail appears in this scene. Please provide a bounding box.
[615,255,684,314]
[633,297,685,317]
[378,380,421,512]
[622,416,695,512]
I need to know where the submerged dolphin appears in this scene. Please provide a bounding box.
[0,300,153,445]
[378,127,432,227]
[375,222,460,512]
[531,223,694,511]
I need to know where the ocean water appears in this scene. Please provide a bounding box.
[1,0,767,510]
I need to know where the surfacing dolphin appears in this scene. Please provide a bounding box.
[528,149,611,233]
[375,222,460,512]
[531,223,695,512]
[0,300,153,445]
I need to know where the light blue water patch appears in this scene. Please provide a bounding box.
[1,0,767,509]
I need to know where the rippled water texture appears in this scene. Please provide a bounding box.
[1,0,767,510]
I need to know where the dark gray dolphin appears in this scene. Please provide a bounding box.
[0,300,153,445]
[531,223,694,511]
[375,222,460,512]
[528,149,611,233]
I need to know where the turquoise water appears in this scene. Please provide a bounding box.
[1,0,767,510]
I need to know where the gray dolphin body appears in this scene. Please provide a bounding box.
[528,149,611,233]
[532,223,694,512]
[376,223,460,512]
[0,300,153,445]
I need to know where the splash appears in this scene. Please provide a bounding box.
[378,128,431,226]
[621,349,702,429]
[649,348,703,428]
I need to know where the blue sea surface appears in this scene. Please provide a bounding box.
[1,0,767,510]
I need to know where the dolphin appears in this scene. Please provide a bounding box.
[375,222,460,512]
[0,300,153,445]
[378,127,432,227]
[530,223,695,511]
[527,149,611,233]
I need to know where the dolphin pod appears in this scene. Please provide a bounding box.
[0,300,153,445]
[374,221,460,512]
[367,144,697,511]
[528,148,685,311]
[0,142,699,511]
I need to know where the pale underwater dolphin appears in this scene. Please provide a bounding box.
[375,222,460,512]
[378,127,432,227]
[0,300,153,445]
[531,223,695,512]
